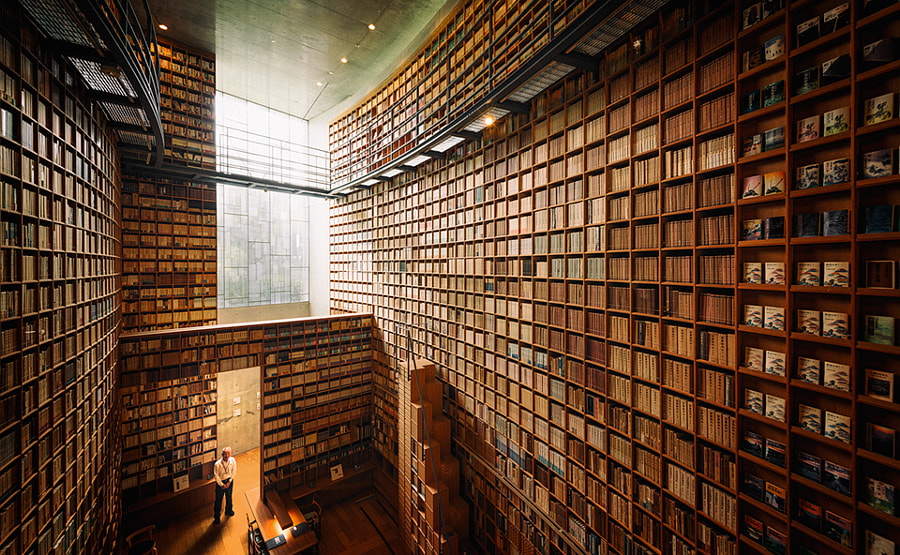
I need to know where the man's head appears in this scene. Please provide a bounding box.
[222,447,232,461]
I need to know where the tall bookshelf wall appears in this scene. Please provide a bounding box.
[118,314,374,508]
[120,175,217,333]
[0,5,122,555]
[329,0,900,553]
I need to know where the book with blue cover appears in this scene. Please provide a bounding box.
[864,204,895,233]
[797,356,821,384]
[823,361,850,391]
[799,404,822,433]
[797,262,820,286]
[825,411,851,444]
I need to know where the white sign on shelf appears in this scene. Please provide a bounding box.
[233,396,241,405]
[233,408,241,417]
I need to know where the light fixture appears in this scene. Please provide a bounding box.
[340,57,348,63]
[368,23,376,30]
[158,23,168,31]
[484,115,494,126]
[316,81,323,87]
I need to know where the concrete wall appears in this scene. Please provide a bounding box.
[309,196,331,316]
[217,301,312,324]
[216,366,261,457]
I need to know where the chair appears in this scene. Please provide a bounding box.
[125,525,157,555]
[299,496,322,538]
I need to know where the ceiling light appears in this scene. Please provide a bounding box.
[340,57,348,63]
[368,23,376,30]
[158,24,168,31]
[484,115,494,126]
[316,81,323,87]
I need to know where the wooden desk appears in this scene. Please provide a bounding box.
[245,487,318,554]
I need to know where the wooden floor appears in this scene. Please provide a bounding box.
[144,448,403,555]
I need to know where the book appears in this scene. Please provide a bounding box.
[744,304,763,327]
[865,530,895,555]
[864,206,896,234]
[761,0,781,17]
[762,80,784,107]
[823,209,848,236]
[795,212,820,237]
[765,262,785,284]
[797,115,819,142]
[824,459,851,495]
[742,89,761,114]
[742,175,762,198]
[765,437,786,467]
[743,47,764,72]
[744,262,763,284]
[865,93,895,126]
[823,361,850,391]
[743,3,762,29]
[822,157,850,185]
[798,403,822,433]
[824,510,853,548]
[764,481,786,512]
[764,305,785,330]
[823,106,850,136]
[822,54,851,84]
[821,3,850,33]
[745,389,764,413]
[823,261,850,287]
[745,346,764,371]
[797,309,821,335]
[764,35,785,61]
[765,527,787,555]
[866,368,895,402]
[797,262,821,286]
[825,411,851,443]
[796,16,820,47]
[797,498,822,531]
[797,356,821,384]
[867,260,896,288]
[822,311,850,339]
[743,218,762,240]
[868,423,896,457]
[863,38,895,64]
[744,514,764,543]
[795,163,819,190]
[764,216,785,239]
[764,126,784,150]
[743,429,764,457]
[794,66,819,95]
[865,315,895,345]
[864,149,893,179]
[765,394,785,421]
[764,350,786,376]
[797,451,822,481]
[763,171,784,195]
[866,477,895,515]
[743,134,763,156]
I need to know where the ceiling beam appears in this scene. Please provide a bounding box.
[554,52,598,73]
[497,100,529,114]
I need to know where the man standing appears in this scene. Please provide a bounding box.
[213,446,236,524]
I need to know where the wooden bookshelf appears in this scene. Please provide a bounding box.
[330,0,900,553]
[0,6,122,554]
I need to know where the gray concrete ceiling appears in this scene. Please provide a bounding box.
[147,0,457,124]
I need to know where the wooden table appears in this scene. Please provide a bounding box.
[245,487,318,554]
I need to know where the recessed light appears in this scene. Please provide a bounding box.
[484,115,494,126]
[316,82,323,87]
[340,57,348,63]
[368,23,376,30]
[328,71,334,75]
[158,24,168,31]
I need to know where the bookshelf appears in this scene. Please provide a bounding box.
[118,314,374,509]
[330,0,900,553]
[120,175,217,332]
[153,38,215,169]
[0,6,121,555]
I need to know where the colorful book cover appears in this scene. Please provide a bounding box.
[797,115,820,142]
[765,262,785,284]
[823,106,850,136]
[764,350,786,377]
[744,514,764,543]
[764,35,785,61]
[742,175,762,198]
[867,423,896,458]
[743,133,763,157]
[744,472,765,500]
[764,305,785,330]
[865,315,895,345]
[764,126,785,150]
[866,477,895,515]
[824,459,851,495]
[797,451,822,481]
[743,89,761,114]
[823,361,850,391]
[799,404,823,433]
[797,261,821,286]
[763,171,785,194]
[823,261,850,287]
[865,92,895,126]
[744,262,763,284]
[797,309,821,335]
[744,304,763,327]
[864,148,893,179]
[865,530,895,555]
[824,510,853,548]
[762,79,785,107]
[743,430,764,457]
[745,346,764,371]
[797,356,821,384]
[866,260,896,287]
[765,527,787,555]
[866,368,894,402]
[765,437,786,467]
[764,481,787,513]
[822,311,850,339]
[795,163,819,190]
[794,66,820,95]
[765,394,786,421]
[825,411,851,444]
[745,389,764,413]
[822,157,850,185]
[743,218,763,240]
[797,498,823,531]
